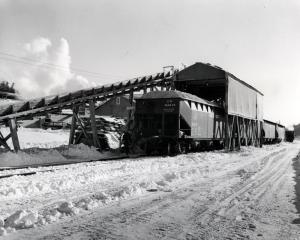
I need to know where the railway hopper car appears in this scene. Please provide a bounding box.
[277,124,285,142]
[262,120,286,144]
[134,90,225,155]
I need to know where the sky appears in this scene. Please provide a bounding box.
[0,0,299,125]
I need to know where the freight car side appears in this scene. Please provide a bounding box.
[262,120,285,144]
[276,124,285,143]
[134,90,225,155]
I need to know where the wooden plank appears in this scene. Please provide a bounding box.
[8,118,20,152]
[69,105,79,145]
[89,100,100,149]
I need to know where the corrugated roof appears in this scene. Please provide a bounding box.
[139,90,221,108]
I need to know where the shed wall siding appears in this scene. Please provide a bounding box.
[227,75,263,120]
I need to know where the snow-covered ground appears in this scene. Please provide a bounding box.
[1,127,69,150]
[0,140,300,239]
[0,127,124,168]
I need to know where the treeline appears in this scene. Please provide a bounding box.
[0,81,16,93]
[0,80,18,99]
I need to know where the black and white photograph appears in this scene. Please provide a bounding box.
[0,0,299,239]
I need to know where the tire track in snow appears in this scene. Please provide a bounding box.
[196,148,289,222]
[189,146,299,239]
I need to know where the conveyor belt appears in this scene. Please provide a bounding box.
[0,71,173,123]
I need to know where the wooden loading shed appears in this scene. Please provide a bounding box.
[174,62,264,150]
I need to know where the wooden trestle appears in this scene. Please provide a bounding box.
[225,115,262,151]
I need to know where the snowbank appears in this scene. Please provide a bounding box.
[0,149,65,168]
[0,144,114,168]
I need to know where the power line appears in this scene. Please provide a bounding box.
[0,51,126,79]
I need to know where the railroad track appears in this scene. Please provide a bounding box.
[0,154,146,179]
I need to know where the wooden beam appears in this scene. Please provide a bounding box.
[89,99,100,149]
[0,131,10,150]
[8,118,20,152]
[4,133,11,142]
[73,112,91,145]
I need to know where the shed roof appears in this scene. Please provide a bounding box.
[139,90,221,108]
[176,62,263,96]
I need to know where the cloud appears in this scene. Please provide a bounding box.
[2,37,95,99]
[24,37,52,55]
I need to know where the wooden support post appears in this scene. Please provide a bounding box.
[8,118,20,152]
[69,105,78,145]
[244,118,248,146]
[213,113,216,139]
[231,116,236,151]
[89,99,101,149]
[255,120,259,147]
[227,116,232,151]
[251,120,254,146]
[236,117,241,150]
[259,121,263,147]
[225,74,229,151]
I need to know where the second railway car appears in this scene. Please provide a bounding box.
[134,90,225,154]
[262,120,286,144]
